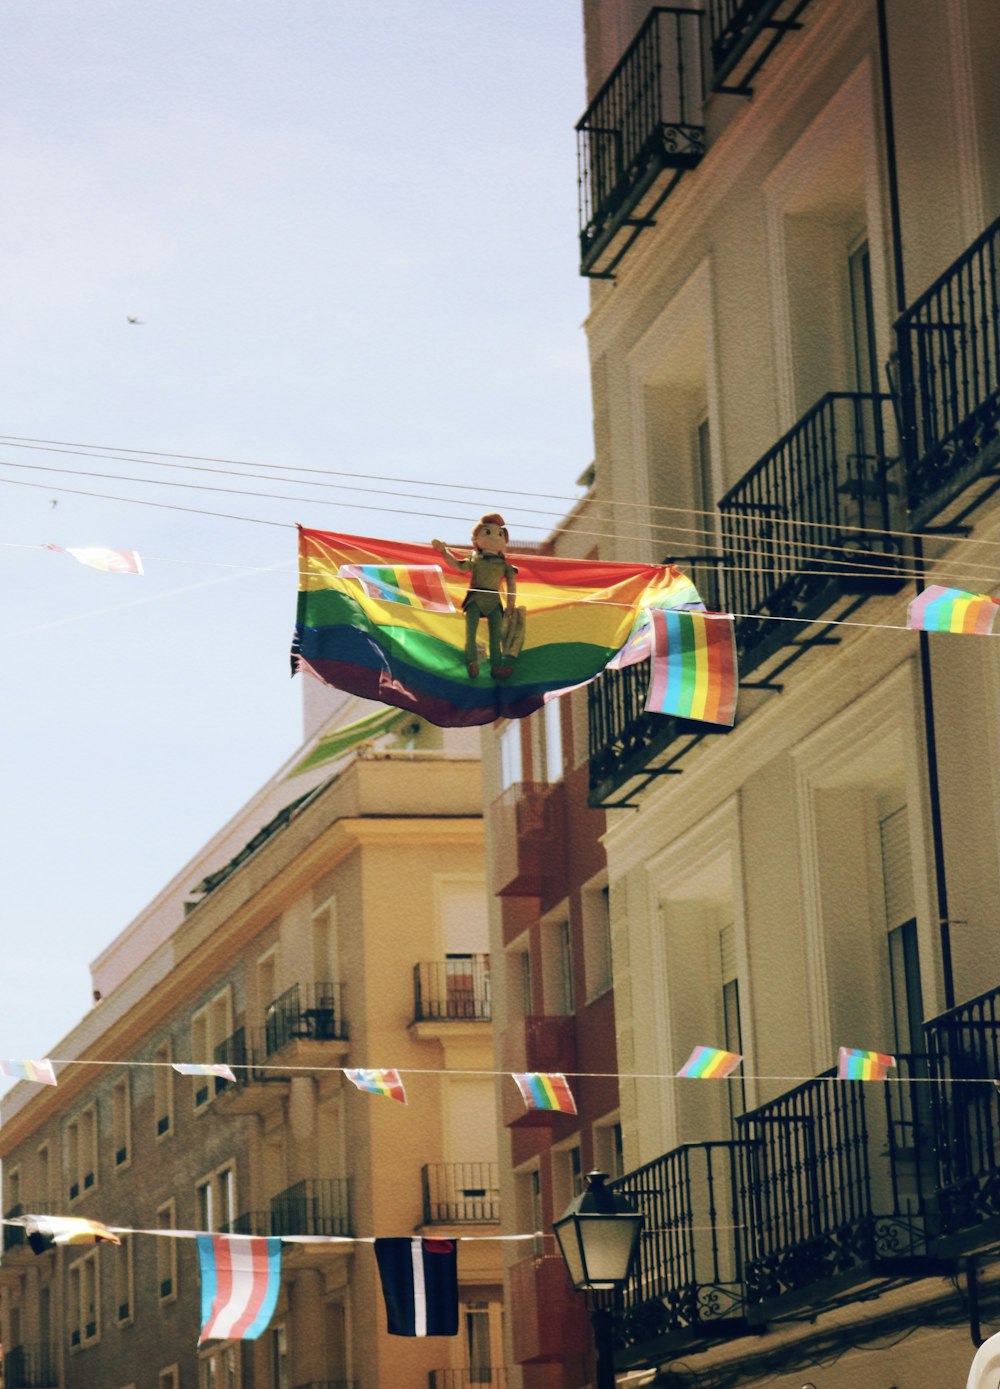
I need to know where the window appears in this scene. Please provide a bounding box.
[156,1201,178,1301]
[272,1324,290,1389]
[68,1250,100,1347]
[542,918,574,1016]
[554,1143,584,1213]
[539,697,564,784]
[159,1368,180,1389]
[499,722,523,791]
[720,924,746,1128]
[694,417,721,608]
[6,1164,20,1214]
[115,1235,134,1325]
[257,950,278,1023]
[197,1165,237,1233]
[199,1344,239,1389]
[66,1104,98,1202]
[519,951,533,1018]
[880,805,922,1056]
[154,1041,174,1138]
[112,1076,131,1169]
[528,1168,544,1256]
[191,987,233,1110]
[37,1143,51,1206]
[595,1119,625,1180]
[465,1302,492,1383]
[312,900,339,987]
[584,883,613,1001]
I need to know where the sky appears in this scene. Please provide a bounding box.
[0,1,593,1068]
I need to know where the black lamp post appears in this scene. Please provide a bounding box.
[553,1171,644,1389]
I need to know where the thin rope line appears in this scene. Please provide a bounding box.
[0,475,293,526]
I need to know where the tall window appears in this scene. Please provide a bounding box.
[694,417,721,608]
[66,1105,98,1202]
[465,1302,492,1383]
[594,1120,624,1180]
[558,922,575,1014]
[191,987,233,1110]
[880,806,922,1055]
[499,723,523,791]
[115,1235,134,1324]
[584,883,613,1001]
[199,1345,239,1389]
[720,924,745,1129]
[37,1144,50,1206]
[69,1250,100,1347]
[157,1200,178,1301]
[519,951,533,1018]
[197,1165,237,1233]
[154,1041,174,1138]
[112,1076,131,1169]
[542,698,564,784]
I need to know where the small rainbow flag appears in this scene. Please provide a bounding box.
[344,1068,408,1104]
[907,585,1000,634]
[338,563,455,613]
[645,609,738,726]
[0,1059,57,1086]
[173,1063,237,1082]
[838,1047,896,1081]
[511,1072,577,1114]
[676,1046,743,1079]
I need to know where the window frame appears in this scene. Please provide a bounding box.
[153,1040,175,1139]
[112,1074,132,1171]
[156,1198,178,1303]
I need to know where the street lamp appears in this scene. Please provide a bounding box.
[553,1171,644,1389]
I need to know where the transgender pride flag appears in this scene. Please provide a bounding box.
[197,1235,281,1342]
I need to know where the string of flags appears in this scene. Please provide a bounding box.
[42,543,143,575]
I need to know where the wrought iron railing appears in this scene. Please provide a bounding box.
[737,1055,933,1306]
[4,1343,58,1389]
[414,957,491,1022]
[706,0,813,91]
[895,212,1000,523]
[429,1372,508,1389]
[271,1178,352,1237]
[577,7,704,275]
[264,981,346,1055]
[609,1142,744,1353]
[215,1026,268,1091]
[926,984,1000,1242]
[422,1163,500,1223]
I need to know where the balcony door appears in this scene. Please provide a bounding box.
[847,238,890,530]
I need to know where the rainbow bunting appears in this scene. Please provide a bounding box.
[0,1058,57,1086]
[644,609,738,726]
[173,1062,237,1082]
[338,563,456,613]
[511,1072,578,1114]
[677,1046,743,1079]
[907,585,1000,634]
[344,1068,408,1104]
[293,528,716,727]
[838,1047,896,1081]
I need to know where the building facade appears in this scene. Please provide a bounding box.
[0,708,504,1389]
[569,1,1000,1386]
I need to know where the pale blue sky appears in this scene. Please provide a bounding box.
[0,2,592,1065]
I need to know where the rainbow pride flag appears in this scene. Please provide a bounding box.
[344,1068,408,1104]
[338,563,455,613]
[907,585,1000,634]
[677,1046,743,1079]
[644,609,738,725]
[511,1072,578,1114]
[293,527,720,727]
[0,1058,57,1086]
[837,1047,896,1081]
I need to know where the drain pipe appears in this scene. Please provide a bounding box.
[876,0,955,1010]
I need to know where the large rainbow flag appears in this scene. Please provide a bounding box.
[292,526,726,727]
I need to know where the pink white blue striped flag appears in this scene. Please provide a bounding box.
[197,1235,281,1342]
[173,1063,237,1083]
[0,1059,57,1086]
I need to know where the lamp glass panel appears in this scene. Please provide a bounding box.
[553,1219,585,1286]
[577,1215,642,1285]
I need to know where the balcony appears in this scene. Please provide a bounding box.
[706,0,813,94]
[429,1374,508,1389]
[737,1055,935,1316]
[895,211,1000,529]
[490,782,565,897]
[509,1244,590,1362]
[577,7,704,277]
[213,1027,290,1113]
[422,1163,500,1224]
[414,957,491,1024]
[264,981,348,1061]
[271,1178,353,1237]
[587,391,903,805]
[609,1143,745,1365]
[926,983,1000,1255]
[4,1344,58,1389]
[502,1015,577,1127]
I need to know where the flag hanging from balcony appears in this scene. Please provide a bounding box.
[512,1072,578,1114]
[24,1215,120,1252]
[906,584,1000,634]
[374,1237,458,1336]
[344,1068,407,1103]
[837,1047,896,1081]
[292,526,722,727]
[0,1058,57,1086]
[644,609,738,726]
[172,1062,237,1082]
[197,1234,281,1342]
[676,1045,743,1079]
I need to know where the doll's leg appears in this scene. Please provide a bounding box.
[464,605,481,677]
[487,607,512,679]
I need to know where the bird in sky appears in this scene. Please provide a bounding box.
[126,315,144,324]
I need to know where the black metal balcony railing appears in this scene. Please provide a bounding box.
[707,0,813,93]
[429,1372,508,1389]
[577,7,704,276]
[609,1142,744,1358]
[926,983,1000,1245]
[414,957,491,1022]
[896,211,1000,526]
[264,981,346,1056]
[737,1055,933,1308]
[422,1163,500,1224]
[271,1178,352,1238]
[4,1343,58,1389]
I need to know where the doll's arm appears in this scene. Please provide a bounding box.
[431,539,472,573]
[505,562,518,613]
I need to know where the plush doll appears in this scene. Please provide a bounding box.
[432,515,520,679]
